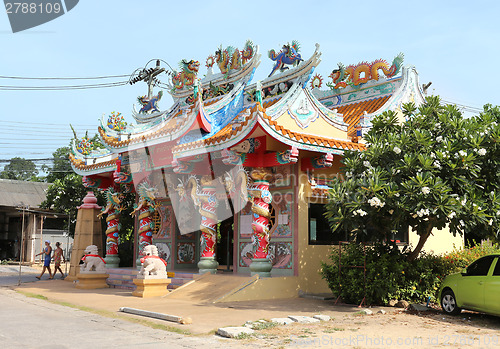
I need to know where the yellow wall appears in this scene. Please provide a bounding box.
[293,167,337,294]
[216,276,300,302]
[409,226,464,255]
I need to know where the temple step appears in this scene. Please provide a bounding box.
[105,268,196,290]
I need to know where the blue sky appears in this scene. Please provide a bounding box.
[1,0,499,172]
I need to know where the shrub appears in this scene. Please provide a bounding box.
[444,239,500,271]
[320,241,500,305]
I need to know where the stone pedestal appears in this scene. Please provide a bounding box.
[198,256,218,274]
[104,255,120,269]
[249,258,272,278]
[76,273,109,289]
[66,192,103,282]
[132,278,171,298]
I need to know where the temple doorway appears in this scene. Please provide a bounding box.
[216,216,234,272]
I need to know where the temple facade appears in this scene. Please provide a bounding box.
[69,41,438,294]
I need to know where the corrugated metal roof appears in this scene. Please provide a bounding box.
[0,179,50,208]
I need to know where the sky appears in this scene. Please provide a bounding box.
[1,0,499,174]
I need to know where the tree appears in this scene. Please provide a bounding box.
[40,173,88,236]
[44,133,105,183]
[325,96,500,260]
[41,135,127,237]
[43,146,72,183]
[0,157,38,181]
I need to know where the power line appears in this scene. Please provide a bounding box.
[0,74,131,80]
[0,120,97,127]
[0,81,129,91]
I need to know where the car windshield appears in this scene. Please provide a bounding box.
[493,258,500,276]
[466,256,496,276]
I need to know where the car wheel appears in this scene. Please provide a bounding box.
[441,289,461,315]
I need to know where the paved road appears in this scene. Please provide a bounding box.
[0,265,44,286]
[0,288,254,349]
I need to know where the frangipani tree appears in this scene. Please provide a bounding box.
[325,96,500,260]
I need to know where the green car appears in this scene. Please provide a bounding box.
[440,254,500,316]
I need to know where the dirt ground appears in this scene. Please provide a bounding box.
[243,307,500,348]
[7,266,500,348]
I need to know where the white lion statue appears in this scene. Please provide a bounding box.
[137,245,168,279]
[80,245,107,273]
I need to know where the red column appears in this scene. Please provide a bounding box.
[198,177,218,258]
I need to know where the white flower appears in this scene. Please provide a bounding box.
[477,148,486,156]
[363,161,371,167]
[416,208,430,217]
[430,152,436,159]
[389,209,394,215]
[461,198,467,206]
[356,209,367,216]
[488,219,493,226]
[459,150,467,157]
[368,197,385,208]
[394,192,400,197]
[460,220,465,226]
[434,160,441,169]
[393,146,401,154]
[449,212,456,219]
[421,187,431,195]
[497,211,500,216]
[436,136,443,142]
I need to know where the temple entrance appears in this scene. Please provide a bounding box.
[216,216,234,272]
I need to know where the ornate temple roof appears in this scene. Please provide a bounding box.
[69,42,425,176]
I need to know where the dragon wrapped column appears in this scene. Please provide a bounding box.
[248,168,273,265]
[137,205,154,257]
[105,209,120,256]
[131,182,158,260]
[198,178,219,259]
[97,188,123,268]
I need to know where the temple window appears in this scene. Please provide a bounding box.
[308,203,346,245]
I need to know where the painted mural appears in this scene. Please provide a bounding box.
[270,192,293,238]
[239,241,292,269]
[177,242,195,264]
[154,204,173,239]
[155,242,171,265]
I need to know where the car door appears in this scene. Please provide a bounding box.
[483,256,500,315]
[459,256,496,310]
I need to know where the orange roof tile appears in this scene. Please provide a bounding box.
[172,103,258,153]
[69,153,116,172]
[99,109,189,148]
[334,96,390,137]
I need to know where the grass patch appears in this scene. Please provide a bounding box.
[17,291,48,300]
[235,332,253,340]
[14,290,191,335]
[323,327,345,333]
[252,321,279,331]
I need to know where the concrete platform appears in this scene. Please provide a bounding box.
[14,276,360,334]
[132,278,171,298]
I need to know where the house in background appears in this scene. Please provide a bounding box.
[0,179,72,262]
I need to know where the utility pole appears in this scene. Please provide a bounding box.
[129,60,165,99]
[17,205,27,286]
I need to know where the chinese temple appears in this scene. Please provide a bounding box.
[69,40,426,296]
